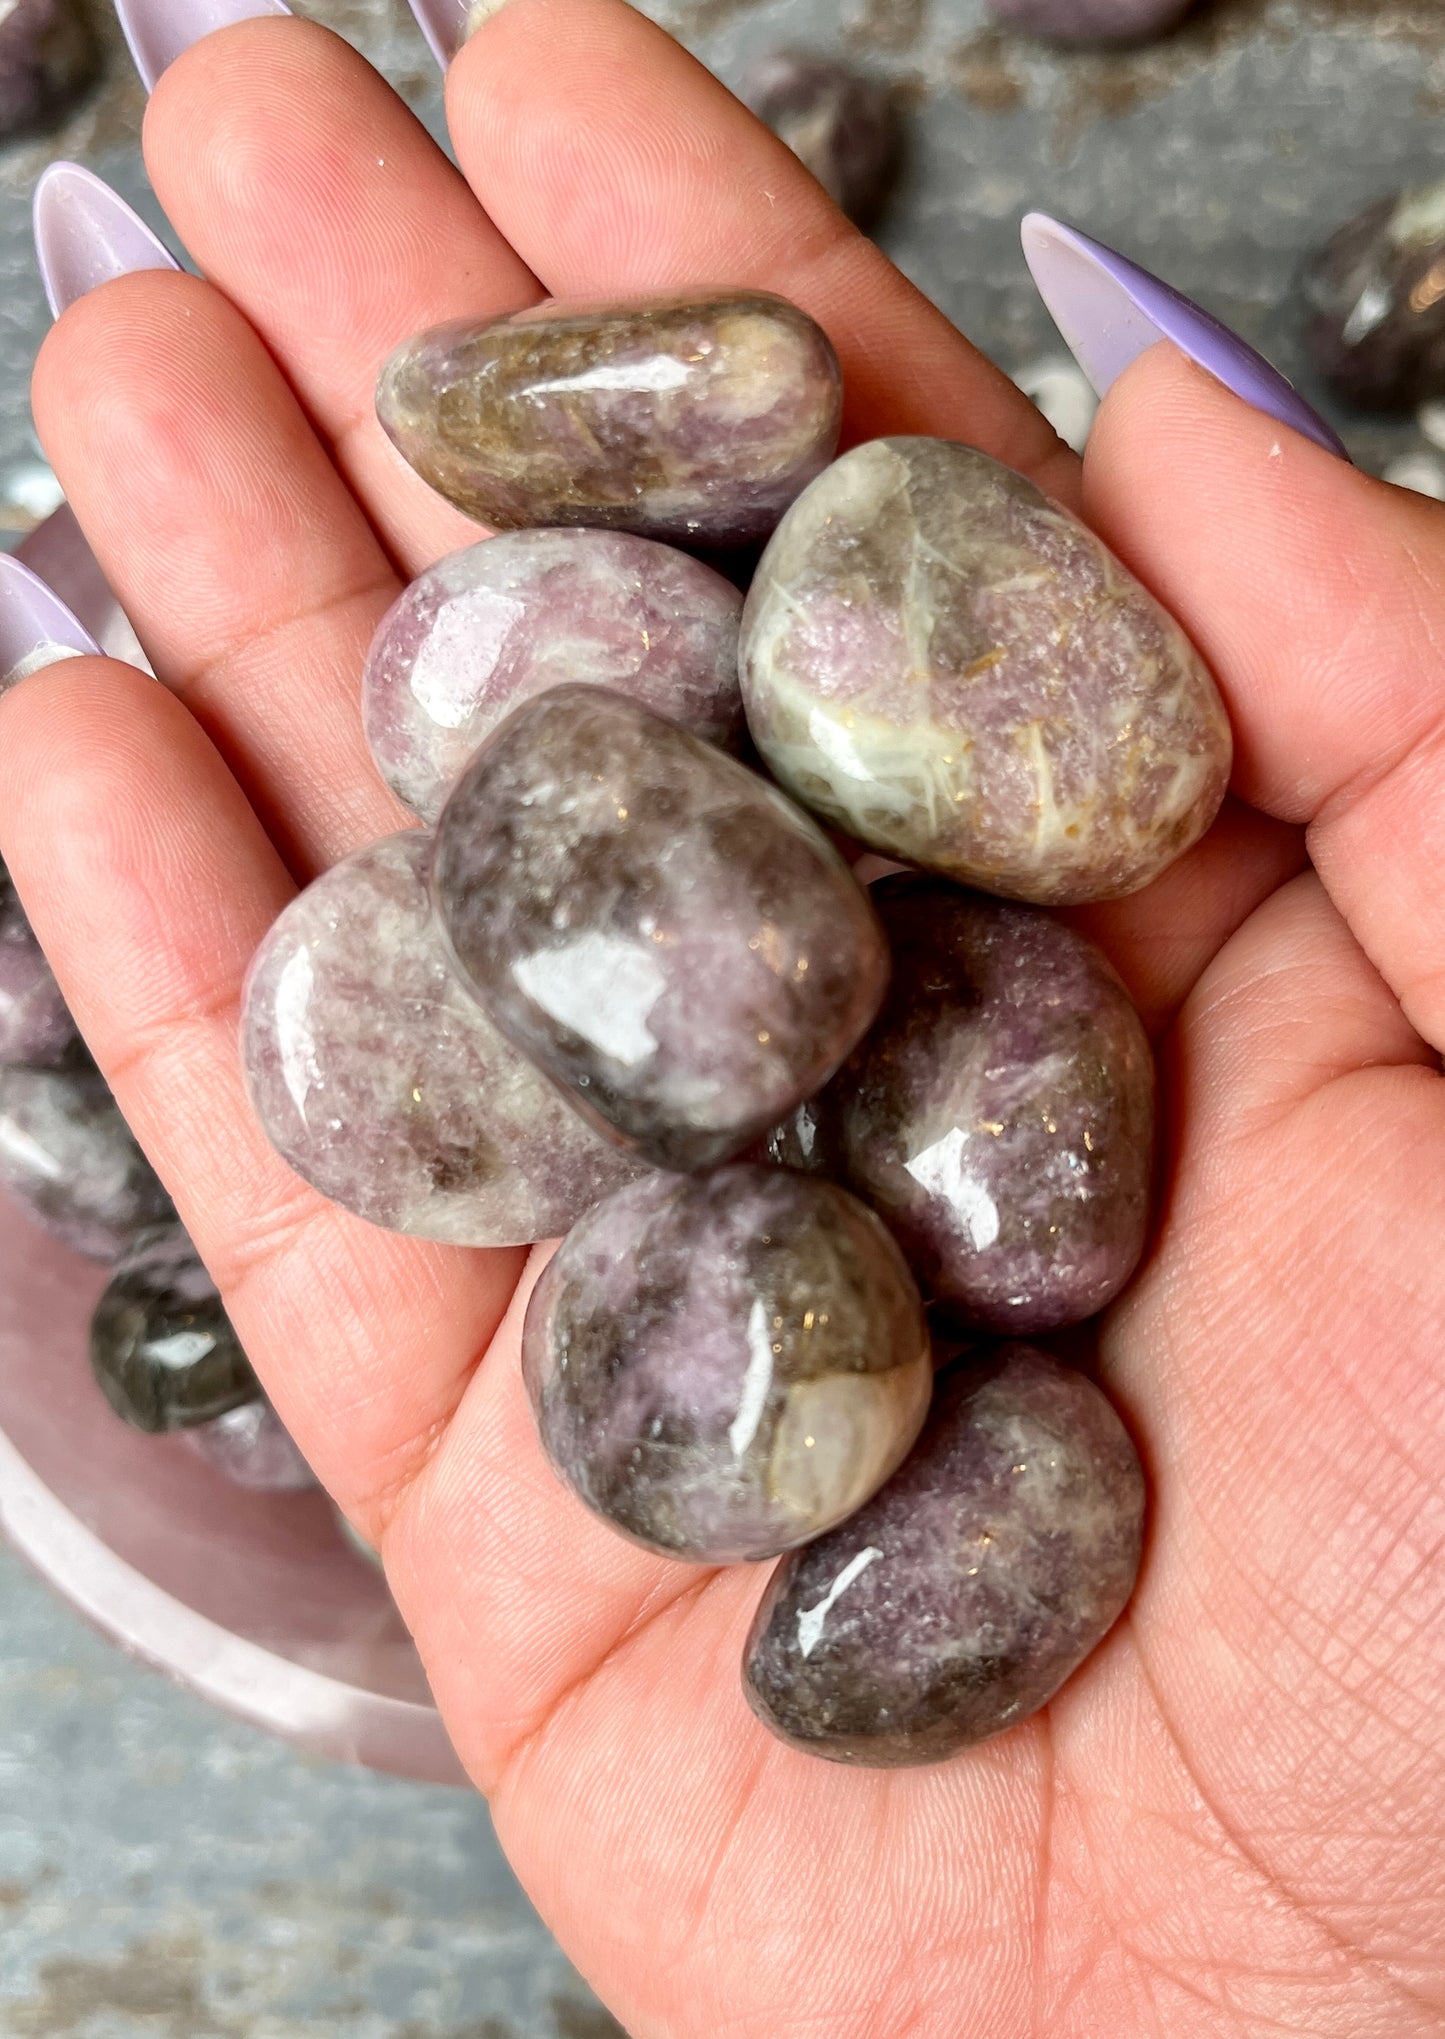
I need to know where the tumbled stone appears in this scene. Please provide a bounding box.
[1304,182,1445,411]
[243,830,646,1245]
[986,0,1192,42]
[0,856,78,1069]
[741,50,899,227]
[740,437,1231,905]
[183,1399,318,1491]
[523,1165,931,1563]
[364,530,745,823]
[376,291,842,548]
[90,1224,259,1433]
[743,1344,1144,1765]
[432,686,889,1172]
[0,1063,173,1260]
[0,0,98,141]
[769,878,1153,1331]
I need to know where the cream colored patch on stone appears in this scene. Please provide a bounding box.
[770,1366,927,1530]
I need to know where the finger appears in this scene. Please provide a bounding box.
[0,659,523,1521]
[31,272,409,875]
[1085,343,1445,1054]
[143,18,533,571]
[446,0,1081,507]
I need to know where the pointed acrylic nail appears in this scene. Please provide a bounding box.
[1021,212,1348,460]
[0,554,100,694]
[34,163,178,319]
[407,0,510,71]
[115,0,290,94]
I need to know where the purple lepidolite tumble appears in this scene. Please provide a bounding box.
[183,1400,317,1491]
[0,0,97,141]
[740,437,1231,904]
[376,291,842,548]
[0,857,78,1069]
[1303,182,1445,410]
[242,832,646,1245]
[523,1165,932,1563]
[0,1064,174,1260]
[741,50,900,227]
[90,1223,260,1434]
[986,0,1194,43]
[364,530,746,823]
[742,1344,1145,1765]
[431,686,890,1172]
[769,878,1154,1331]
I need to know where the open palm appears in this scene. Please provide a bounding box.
[3,1,1443,2030]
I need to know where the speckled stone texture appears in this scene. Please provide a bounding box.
[364,529,746,823]
[740,437,1232,905]
[243,831,646,1245]
[90,1223,261,1434]
[183,1399,318,1491]
[0,0,97,140]
[0,1063,173,1260]
[741,50,899,227]
[743,1344,1144,1765]
[523,1166,932,1563]
[376,291,842,548]
[769,878,1153,1331]
[0,855,77,1068]
[985,0,1193,44]
[432,686,890,1172]
[1304,182,1445,411]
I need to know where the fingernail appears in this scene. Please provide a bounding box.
[33,163,179,318]
[114,0,290,93]
[407,0,511,70]
[1021,212,1348,461]
[0,554,100,694]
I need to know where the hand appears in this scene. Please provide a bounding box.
[3,3,1442,2031]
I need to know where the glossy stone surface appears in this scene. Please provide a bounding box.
[0,855,77,1068]
[769,878,1153,1331]
[743,1344,1144,1765]
[0,0,97,141]
[523,1165,932,1563]
[90,1224,259,1434]
[376,291,842,548]
[1304,182,1445,411]
[740,437,1232,905]
[0,1063,173,1260]
[364,530,745,823]
[243,831,646,1245]
[741,50,899,226]
[183,1399,318,1491]
[432,686,889,1172]
[986,0,1193,43]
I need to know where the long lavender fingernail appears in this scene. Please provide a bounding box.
[34,163,179,318]
[0,554,100,694]
[114,0,290,93]
[1021,212,1348,460]
[406,0,512,71]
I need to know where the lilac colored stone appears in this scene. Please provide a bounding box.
[740,437,1232,905]
[0,856,78,1069]
[741,50,900,227]
[769,878,1154,1332]
[0,0,97,141]
[431,686,890,1173]
[743,1344,1145,1765]
[986,0,1192,43]
[376,291,842,548]
[364,530,745,823]
[243,831,646,1245]
[523,1165,932,1563]
[183,1399,318,1491]
[0,1063,173,1261]
[1304,182,1445,411]
[90,1223,259,1433]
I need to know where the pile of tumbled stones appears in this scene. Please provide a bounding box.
[241,287,1233,1767]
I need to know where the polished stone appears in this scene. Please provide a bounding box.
[1304,181,1445,411]
[741,50,899,226]
[432,686,890,1172]
[742,1344,1145,1765]
[740,437,1232,904]
[523,1165,931,1563]
[768,878,1153,1331]
[90,1223,260,1433]
[986,0,1193,41]
[376,291,842,547]
[183,1398,318,1491]
[0,0,97,140]
[243,831,646,1245]
[0,855,77,1068]
[364,529,745,823]
[0,1062,173,1260]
